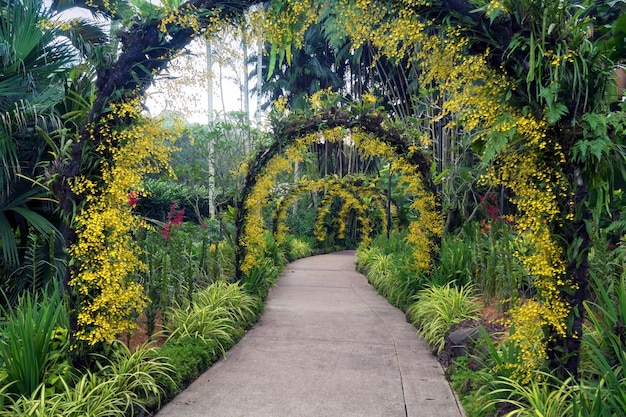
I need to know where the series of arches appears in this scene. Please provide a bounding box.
[234,104,442,278]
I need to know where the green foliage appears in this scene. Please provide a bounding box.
[282,234,314,261]
[191,281,260,328]
[136,219,236,339]
[261,231,288,268]
[485,372,577,417]
[93,342,174,413]
[1,228,66,307]
[155,337,218,399]
[154,281,262,402]
[0,287,69,398]
[0,338,172,416]
[460,221,528,303]
[572,111,626,225]
[0,375,131,417]
[240,257,281,300]
[357,231,423,308]
[428,235,474,287]
[448,356,495,417]
[140,178,214,222]
[478,325,523,382]
[407,283,482,353]
[166,305,234,355]
[164,281,259,355]
[577,272,626,416]
[283,199,317,239]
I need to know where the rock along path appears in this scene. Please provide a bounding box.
[156,251,464,417]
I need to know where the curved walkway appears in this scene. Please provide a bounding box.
[156,251,464,417]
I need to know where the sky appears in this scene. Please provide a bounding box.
[52,2,264,126]
[144,38,263,125]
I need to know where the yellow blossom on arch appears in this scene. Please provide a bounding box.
[69,98,179,346]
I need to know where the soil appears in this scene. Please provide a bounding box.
[118,312,167,351]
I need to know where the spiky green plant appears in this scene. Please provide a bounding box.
[164,281,261,355]
[407,283,482,353]
[93,341,175,409]
[0,287,68,397]
[192,281,259,327]
[485,372,577,417]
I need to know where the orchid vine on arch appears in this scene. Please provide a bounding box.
[234,97,443,278]
[272,175,394,247]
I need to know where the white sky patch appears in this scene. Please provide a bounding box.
[145,37,262,125]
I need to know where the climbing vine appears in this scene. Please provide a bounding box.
[237,95,441,277]
[69,97,180,346]
[273,176,389,246]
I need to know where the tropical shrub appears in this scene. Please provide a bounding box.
[0,287,69,398]
[164,281,259,355]
[282,234,314,261]
[155,337,218,399]
[140,178,213,222]
[407,283,482,353]
[576,272,626,416]
[239,257,282,300]
[357,230,423,308]
[485,372,577,417]
[0,340,172,416]
[447,355,496,417]
[460,221,528,303]
[191,281,260,328]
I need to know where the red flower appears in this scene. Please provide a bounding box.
[161,224,172,241]
[127,191,140,207]
[172,209,184,226]
[161,202,184,241]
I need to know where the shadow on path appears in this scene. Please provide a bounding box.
[156,251,464,417]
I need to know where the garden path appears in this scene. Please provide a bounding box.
[155,251,464,417]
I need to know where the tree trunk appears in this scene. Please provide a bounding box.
[207,41,216,219]
[547,164,590,379]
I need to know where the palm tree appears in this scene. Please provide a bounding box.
[0,0,124,303]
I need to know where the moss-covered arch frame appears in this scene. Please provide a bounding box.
[234,104,442,279]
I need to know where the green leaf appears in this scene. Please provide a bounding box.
[545,102,569,124]
[267,43,277,80]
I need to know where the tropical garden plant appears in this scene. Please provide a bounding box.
[4,0,626,415]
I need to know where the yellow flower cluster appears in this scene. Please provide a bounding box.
[70,98,179,345]
[399,24,572,377]
[85,0,114,17]
[240,155,292,274]
[159,8,202,34]
[483,145,570,339]
[262,0,318,51]
[502,300,549,384]
[37,18,73,32]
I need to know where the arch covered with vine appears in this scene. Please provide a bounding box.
[272,175,396,247]
[234,101,443,278]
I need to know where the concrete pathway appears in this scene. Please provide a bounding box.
[156,251,464,417]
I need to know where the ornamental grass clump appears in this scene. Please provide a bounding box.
[484,372,577,417]
[0,286,69,398]
[165,281,259,356]
[0,340,173,416]
[407,283,482,353]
